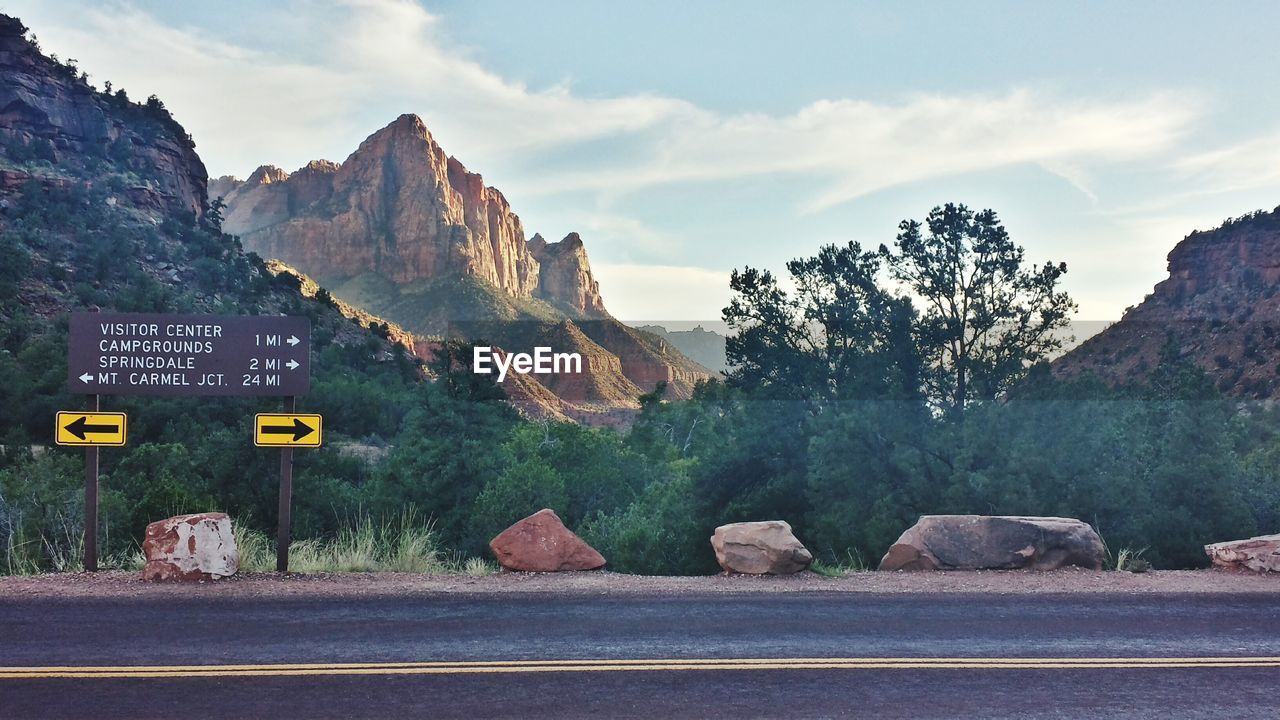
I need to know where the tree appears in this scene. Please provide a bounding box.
[882,203,1075,415]
[724,241,921,406]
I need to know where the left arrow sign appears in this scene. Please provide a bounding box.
[78,373,93,384]
[55,412,127,447]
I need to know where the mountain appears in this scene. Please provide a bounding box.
[1055,208,1280,399]
[635,324,728,375]
[215,114,712,423]
[0,15,205,218]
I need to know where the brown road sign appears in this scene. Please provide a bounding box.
[255,413,323,447]
[68,312,310,397]
[55,411,127,447]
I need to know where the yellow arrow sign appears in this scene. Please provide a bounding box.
[255,413,323,447]
[55,411,127,447]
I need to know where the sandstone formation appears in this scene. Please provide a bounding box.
[711,521,813,575]
[142,513,239,581]
[219,114,712,423]
[528,232,608,317]
[0,15,207,216]
[878,515,1105,572]
[217,114,585,309]
[489,509,606,572]
[1205,534,1280,573]
[1054,208,1280,399]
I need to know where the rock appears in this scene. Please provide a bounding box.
[711,521,813,575]
[528,232,608,318]
[489,509,605,572]
[878,515,1105,572]
[1053,207,1280,401]
[219,114,541,295]
[1205,534,1280,573]
[142,513,239,581]
[0,15,207,216]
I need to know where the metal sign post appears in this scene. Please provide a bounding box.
[276,397,296,573]
[85,394,99,572]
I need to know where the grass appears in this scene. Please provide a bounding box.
[810,549,869,577]
[233,511,497,575]
[1112,546,1152,573]
[2,511,494,576]
[235,510,449,574]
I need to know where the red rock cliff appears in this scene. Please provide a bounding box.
[0,14,207,216]
[1055,207,1280,399]
[220,114,552,299]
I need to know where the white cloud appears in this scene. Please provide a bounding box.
[1175,129,1280,195]
[13,0,1199,206]
[528,91,1199,214]
[592,264,729,322]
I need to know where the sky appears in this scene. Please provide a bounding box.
[8,0,1280,323]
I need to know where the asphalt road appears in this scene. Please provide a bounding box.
[2,592,1278,719]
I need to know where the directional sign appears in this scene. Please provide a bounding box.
[254,413,323,447]
[55,411,127,447]
[68,312,310,397]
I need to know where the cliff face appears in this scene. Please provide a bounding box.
[0,15,206,216]
[1055,208,1280,399]
[528,232,608,317]
[219,114,551,299]
[220,114,711,422]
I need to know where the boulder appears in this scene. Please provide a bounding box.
[142,513,239,581]
[1205,534,1280,573]
[489,509,605,572]
[711,521,813,575]
[878,515,1105,572]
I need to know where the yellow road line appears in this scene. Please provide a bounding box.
[3,657,1280,679]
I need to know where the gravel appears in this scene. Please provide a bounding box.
[1,567,1276,599]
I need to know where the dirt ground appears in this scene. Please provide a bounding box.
[1,567,1276,599]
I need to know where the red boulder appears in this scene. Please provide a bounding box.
[489,509,605,572]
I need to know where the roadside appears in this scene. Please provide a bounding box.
[1,567,1276,599]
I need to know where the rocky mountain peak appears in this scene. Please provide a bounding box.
[218,114,611,313]
[246,164,288,185]
[530,232,607,318]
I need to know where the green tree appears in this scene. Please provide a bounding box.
[724,241,921,405]
[882,203,1075,414]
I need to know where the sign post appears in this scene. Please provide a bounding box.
[67,312,312,572]
[278,398,295,573]
[85,395,99,572]
[254,408,324,571]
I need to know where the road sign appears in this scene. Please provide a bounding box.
[67,312,310,397]
[55,411,127,447]
[255,413,323,447]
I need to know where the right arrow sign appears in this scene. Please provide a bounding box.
[254,413,323,447]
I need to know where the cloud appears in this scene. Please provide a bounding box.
[591,263,730,322]
[529,91,1199,214]
[10,0,697,177]
[13,0,1199,208]
[1175,129,1280,196]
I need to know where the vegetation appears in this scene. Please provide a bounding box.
[1,134,1277,576]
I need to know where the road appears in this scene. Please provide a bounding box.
[2,591,1279,718]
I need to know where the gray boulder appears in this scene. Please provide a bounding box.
[878,515,1105,571]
